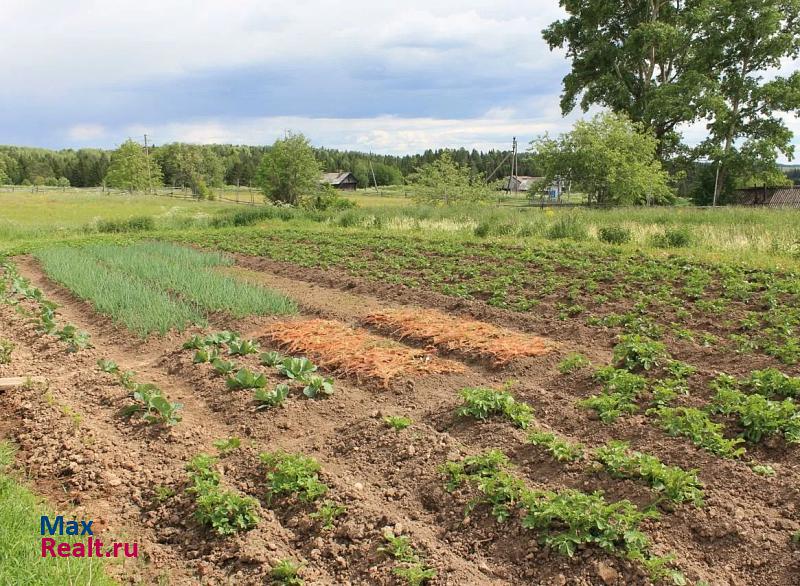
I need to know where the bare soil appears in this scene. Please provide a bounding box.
[0,255,798,586]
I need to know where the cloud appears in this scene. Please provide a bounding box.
[66,124,108,142]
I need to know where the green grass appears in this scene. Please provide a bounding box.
[35,242,296,337]
[0,441,115,586]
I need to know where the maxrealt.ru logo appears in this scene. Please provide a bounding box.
[40,516,138,558]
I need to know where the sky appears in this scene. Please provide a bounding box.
[1,0,798,159]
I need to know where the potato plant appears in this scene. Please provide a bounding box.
[185,454,259,536]
[457,386,533,429]
[260,451,328,504]
[558,353,591,374]
[711,378,800,444]
[378,530,437,586]
[441,450,685,585]
[579,367,647,422]
[270,559,304,585]
[384,415,413,430]
[309,499,347,531]
[648,406,745,458]
[528,430,584,462]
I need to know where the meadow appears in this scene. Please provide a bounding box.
[0,189,799,585]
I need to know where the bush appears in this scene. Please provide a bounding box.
[598,226,632,245]
[546,215,588,241]
[210,206,288,228]
[96,215,155,233]
[651,227,692,248]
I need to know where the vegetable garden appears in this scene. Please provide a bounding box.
[0,229,798,585]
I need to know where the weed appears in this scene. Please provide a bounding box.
[0,339,13,364]
[598,226,632,245]
[558,353,591,374]
[270,559,304,585]
[384,415,413,430]
[651,227,692,248]
[457,386,533,429]
[310,500,347,531]
[254,384,290,410]
[260,451,328,504]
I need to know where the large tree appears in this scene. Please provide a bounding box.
[542,0,710,157]
[695,0,800,203]
[530,112,674,205]
[155,143,225,197]
[410,152,490,205]
[104,139,163,192]
[255,133,321,205]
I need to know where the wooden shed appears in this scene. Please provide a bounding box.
[733,186,800,208]
[321,172,358,191]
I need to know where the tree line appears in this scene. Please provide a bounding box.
[0,143,541,191]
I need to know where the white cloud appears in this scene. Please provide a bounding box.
[66,123,108,142]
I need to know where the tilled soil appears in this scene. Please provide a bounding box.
[0,256,798,586]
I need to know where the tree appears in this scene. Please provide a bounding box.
[104,140,163,192]
[542,0,710,158]
[255,133,321,205]
[695,0,800,204]
[530,112,673,205]
[410,152,490,205]
[155,143,225,197]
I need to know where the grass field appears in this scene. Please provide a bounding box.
[0,441,115,586]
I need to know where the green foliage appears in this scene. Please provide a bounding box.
[649,406,745,458]
[256,132,322,206]
[97,358,119,374]
[104,139,163,192]
[613,335,668,371]
[228,339,261,356]
[270,559,304,585]
[124,383,183,426]
[528,430,585,462]
[545,215,588,241]
[711,379,800,444]
[278,357,317,381]
[193,347,218,364]
[260,451,328,504]
[226,368,268,390]
[750,463,775,477]
[530,113,673,205]
[579,367,647,422]
[211,358,238,375]
[651,227,692,249]
[456,386,534,429]
[594,441,704,506]
[302,375,334,399]
[260,351,285,367]
[743,368,800,399]
[254,384,290,410]
[379,530,437,586]
[213,437,241,455]
[310,500,347,531]
[410,151,490,205]
[96,215,155,233]
[0,339,14,364]
[442,451,683,584]
[598,226,632,245]
[558,353,591,374]
[186,453,260,536]
[384,415,413,431]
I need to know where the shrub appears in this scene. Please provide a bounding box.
[546,215,588,241]
[598,226,632,245]
[96,215,155,233]
[651,227,692,248]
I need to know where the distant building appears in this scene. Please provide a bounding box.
[321,171,358,191]
[732,185,800,207]
[503,175,544,192]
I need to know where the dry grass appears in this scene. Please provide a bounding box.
[364,309,553,366]
[261,318,464,386]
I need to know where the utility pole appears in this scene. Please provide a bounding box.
[368,153,380,194]
[143,134,153,194]
[511,137,518,194]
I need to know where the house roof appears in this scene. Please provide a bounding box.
[505,175,544,191]
[321,172,356,185]
[734,186,800,206]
